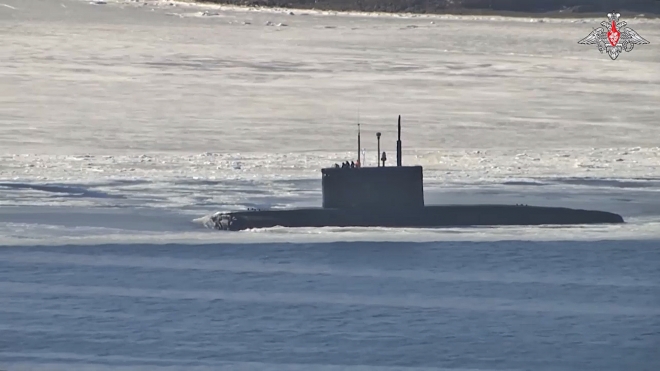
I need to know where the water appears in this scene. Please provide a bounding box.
[2,241,659,370]
[1,0,659,369]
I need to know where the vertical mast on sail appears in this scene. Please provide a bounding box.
[357,110,361,167]
[396,115,402,167]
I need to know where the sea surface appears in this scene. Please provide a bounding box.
[2,241,659,371]
[1,0,659,370]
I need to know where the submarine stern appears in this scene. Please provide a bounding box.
[419,205,624,226]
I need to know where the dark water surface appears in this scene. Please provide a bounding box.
[1,240,659,370]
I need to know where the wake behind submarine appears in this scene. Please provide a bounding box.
[210,116,624,231]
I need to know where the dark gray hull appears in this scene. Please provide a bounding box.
[210,204,624,231]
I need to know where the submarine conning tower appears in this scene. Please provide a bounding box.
[321,115,425,211]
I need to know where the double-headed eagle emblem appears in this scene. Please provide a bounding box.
[578,12,649,60]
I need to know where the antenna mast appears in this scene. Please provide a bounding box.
[357,109,361,167]
[396,115,402,167]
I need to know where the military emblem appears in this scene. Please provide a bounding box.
[578,12,649,60]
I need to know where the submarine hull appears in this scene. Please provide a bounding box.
[210,205,624,231]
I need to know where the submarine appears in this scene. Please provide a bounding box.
[210,116,624,231]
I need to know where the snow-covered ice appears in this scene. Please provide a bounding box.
[1,0,659,243]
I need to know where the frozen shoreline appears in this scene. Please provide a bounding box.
[111,0,660,21]
[182,0,660,18]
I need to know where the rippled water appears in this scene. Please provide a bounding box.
[2,241,659,370]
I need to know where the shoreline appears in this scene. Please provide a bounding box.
[193,0,660,19]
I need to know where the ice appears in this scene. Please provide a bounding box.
[1,0,660,245]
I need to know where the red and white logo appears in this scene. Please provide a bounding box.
[578,12,649,60]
